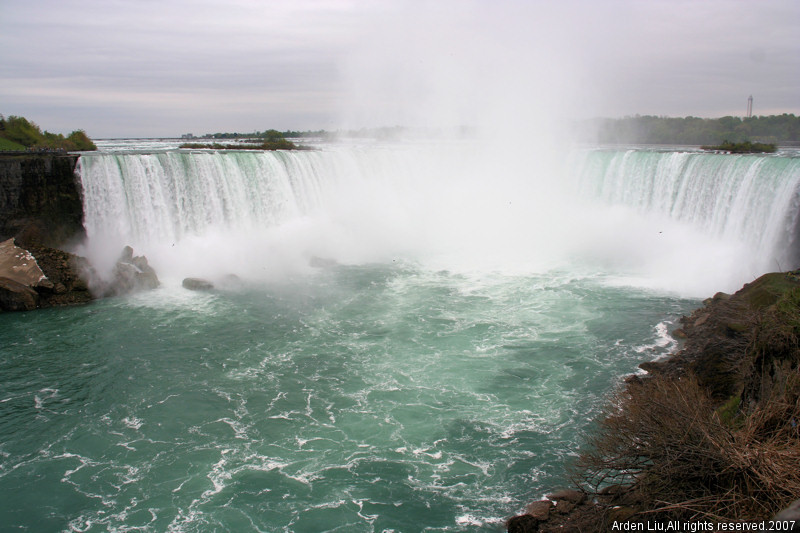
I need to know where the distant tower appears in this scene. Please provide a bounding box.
[746,95,753,118]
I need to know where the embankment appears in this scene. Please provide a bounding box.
[0,153,84,249]
[0,153,94,311]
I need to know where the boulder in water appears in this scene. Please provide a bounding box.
[525,500,552,521]
[182,277,214,291]
[104,246,160,296]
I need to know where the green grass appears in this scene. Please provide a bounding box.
[0,137,26,151]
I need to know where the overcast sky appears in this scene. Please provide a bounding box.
[1,0,798,138]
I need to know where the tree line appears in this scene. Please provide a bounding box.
[0,115,97,151]
[585,114,800,145]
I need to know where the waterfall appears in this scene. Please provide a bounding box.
[568,149,800,272]
[77,150,337,245]
[76,144,800,295]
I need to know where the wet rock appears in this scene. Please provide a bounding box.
[0,239,95,309]
[525,501,552,521]
[0,276,39,311]
[506,514,540,532]
[0,154,85,249]
[546,489,586,505]
[693,312,710,327]
[182,277,214,291]
[106,246,159,296]
[712,291,730,302]
[554,500,576,514]
[638,360,668,374]
[119,245,134,263]
[34,278,55,292]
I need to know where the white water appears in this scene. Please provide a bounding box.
[7,142,800,532]
[76,143,800,297]
[566,148,800,293]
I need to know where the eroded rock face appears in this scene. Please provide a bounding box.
[525,501,552,521]
[0,154,84,249]
[102,246,159,296]
[0,276,39,311]
[26,244,93,307]
[0,238,47,287]
[0,239,94,310]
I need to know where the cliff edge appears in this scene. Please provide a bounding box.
[0,153,84,249]
[509,272,800,531]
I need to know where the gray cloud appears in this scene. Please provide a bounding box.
[1,0,797,138]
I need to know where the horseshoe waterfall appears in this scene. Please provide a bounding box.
[1,142,799,531]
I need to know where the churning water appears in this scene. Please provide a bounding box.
[2,141,799,531]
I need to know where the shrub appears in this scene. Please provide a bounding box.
[575,372,800,521]
[577,284,800,523]
[0,115,97,151]
[3,115,42,146]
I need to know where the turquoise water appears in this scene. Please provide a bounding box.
[0,265,695,531]
[4,143,797,531]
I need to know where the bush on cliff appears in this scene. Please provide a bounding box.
[575,279,800,524]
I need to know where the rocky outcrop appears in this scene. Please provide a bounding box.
[0,155,166,308]
[0,154,84,249]
[27,244,94,307]
[0,277,39,311]
[0,241,162,311]
[99,246,159,296]
[0,238,48,287]
[0,238,93,311]
[506,489,603,533]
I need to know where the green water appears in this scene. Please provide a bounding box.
[0,264,696,531]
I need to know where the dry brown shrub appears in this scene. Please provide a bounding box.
[575,371,800,522]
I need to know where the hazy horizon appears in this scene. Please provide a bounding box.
[2,0,798,139]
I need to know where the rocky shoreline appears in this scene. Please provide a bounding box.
[507,272,800,531]
[0,239,163,312]
[0,238,93,311]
